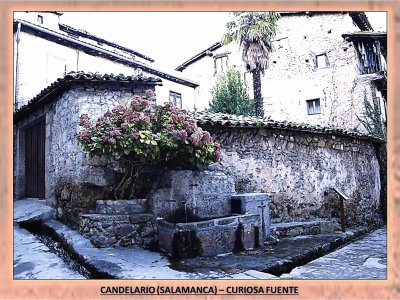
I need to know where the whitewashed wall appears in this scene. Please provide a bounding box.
[14,17,196,110]
[180,13,384,133]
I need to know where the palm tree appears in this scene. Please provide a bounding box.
[223,12,280,117]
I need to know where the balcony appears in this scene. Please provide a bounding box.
[342,32,387,75]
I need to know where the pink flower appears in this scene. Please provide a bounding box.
[189,135,200,147]
[77,130,91,142]
[166,124,174,132]
[145,89,154,98]
[203,131,212,143]
[171,114,178,123]
[180,130,188,141]
[215,148,222,160]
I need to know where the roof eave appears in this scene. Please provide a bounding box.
[14,19,199,88]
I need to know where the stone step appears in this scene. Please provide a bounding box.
[96,199,148,215]
[270,220,340,239]
[78,212,156,248]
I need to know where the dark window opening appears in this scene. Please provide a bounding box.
[316,53,329,69]
[37,15,43,24]
[307,99,321,115]
[169,91,182,109]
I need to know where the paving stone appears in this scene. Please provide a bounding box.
[14,199,55,224]
[280,227,387,279]
[13,226,84,279]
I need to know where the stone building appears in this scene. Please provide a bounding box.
[13,71,162,200]
[13,11,198,111]
[175,12,387,134]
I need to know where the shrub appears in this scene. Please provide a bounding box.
[78,90,221,199]
[209,67,254,116]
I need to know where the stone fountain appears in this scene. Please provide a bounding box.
[148,170,270,258]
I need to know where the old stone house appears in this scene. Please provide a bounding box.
[14,71,162,200]
[13,11,198,111]
[175,12,387,134]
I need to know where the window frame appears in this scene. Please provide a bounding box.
[306,98,321,115]
[312,52,330,70]
[214,52,230,75]
[169,91,182,109]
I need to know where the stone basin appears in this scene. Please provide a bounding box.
[157,214,262,258]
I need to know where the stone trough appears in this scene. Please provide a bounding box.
[158,213,262,258]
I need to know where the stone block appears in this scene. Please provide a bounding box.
[96,199,148,215]
[157,214,261,258]
[231,193,270,239]
[149,170,235,218]
[78,213,156,248]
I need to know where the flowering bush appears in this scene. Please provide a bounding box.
[78,90,221,198]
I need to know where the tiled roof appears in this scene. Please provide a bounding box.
[192,111,384,143]
[14,19,199,88]
[14,71,162,122]
[58,23,155,62]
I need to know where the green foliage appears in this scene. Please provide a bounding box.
[209,67,254,116]
[357,90,386,138]
[222,12,280,117]
[78,90,221,199]
[222,12,280,74]
[357,89,387,223]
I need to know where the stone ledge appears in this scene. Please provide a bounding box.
[270,219,341,239]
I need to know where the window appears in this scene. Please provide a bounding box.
[307,99,321,115]
[315,53,329,69]
[169,91,182,109]
[214,53,229,75]
[37,15,43,24]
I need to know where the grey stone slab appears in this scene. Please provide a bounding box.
[96,199,147,214]
[44,219,198,279]
[149,170,235,218]
[270,220,340,239]
[231,193,270,239]
[281,227,387,279]
[13,226,84,279]
[14,199,55,223]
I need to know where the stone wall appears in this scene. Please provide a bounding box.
[181,13,384,133]
[203,125,382,227]
[14,81,155,204]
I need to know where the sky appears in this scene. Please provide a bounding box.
[60,11,387,71]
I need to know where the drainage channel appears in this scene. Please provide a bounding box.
[19,220,97,279]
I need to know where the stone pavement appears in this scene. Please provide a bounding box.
[13,199,387,280]
[280,227,387,279]
[14,226,85,279]
[14,199,84,279]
